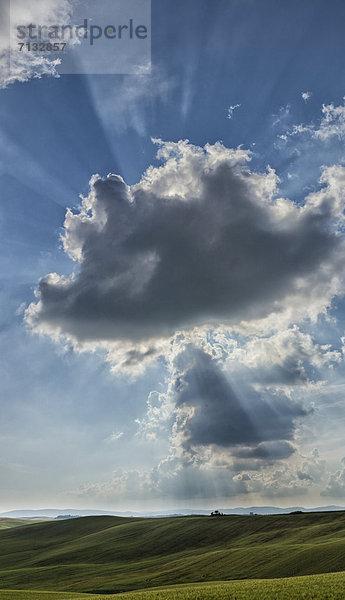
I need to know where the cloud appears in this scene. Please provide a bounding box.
[314,102,345,140]
[272,104,291,127]
[321,457,345,498]
[106,431,124,442]
[168,346,307,459]
[234,442,295,460]
[73,463,256,504]
[224,326,341,387]
[26,139,345,353]
[137,340,310,467]
[285,100,345,141]
[0,0,74,88]
[301,91,312,102]
[297,470,312,481]
[23,135,345,504]
[72,443,324,505]
[130,340,324,502]
[227,103,241,119]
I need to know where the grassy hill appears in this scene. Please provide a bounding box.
[1,512,345,593]
[3,572,345,600]
[0,519,33,531]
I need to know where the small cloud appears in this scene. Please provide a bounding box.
[272,104,290,127]
[302,91,312,102]
[16,302,26,316]
[227,104,241,119]
[106,431,124,442]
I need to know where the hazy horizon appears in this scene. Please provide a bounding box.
[2,504,345,517]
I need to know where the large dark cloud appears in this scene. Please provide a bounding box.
[26,141,344,343]
[80,344,312,504]
[171,346,307,460]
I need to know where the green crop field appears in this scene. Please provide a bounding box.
[1,512,345,596]
[3,571,345,600]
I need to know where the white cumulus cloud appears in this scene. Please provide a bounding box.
[0,0,74,88]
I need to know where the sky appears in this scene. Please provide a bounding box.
[2,0,345,512]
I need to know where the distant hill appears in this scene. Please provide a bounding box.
[0,518,33,530]
[1,511,345,593]
[0,508,120,519]
[1,505,344,519]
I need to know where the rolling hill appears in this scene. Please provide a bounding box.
[1,511,345,594]
[3,572,345,600]
[0,519,33,531]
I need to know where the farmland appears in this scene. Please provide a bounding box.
[0,512,345,597]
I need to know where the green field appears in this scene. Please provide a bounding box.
[1,512,345,596]
[3,571,345,600]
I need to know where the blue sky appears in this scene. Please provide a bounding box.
[2,0,345,511]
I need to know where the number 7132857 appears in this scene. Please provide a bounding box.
[18,42,67,51]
